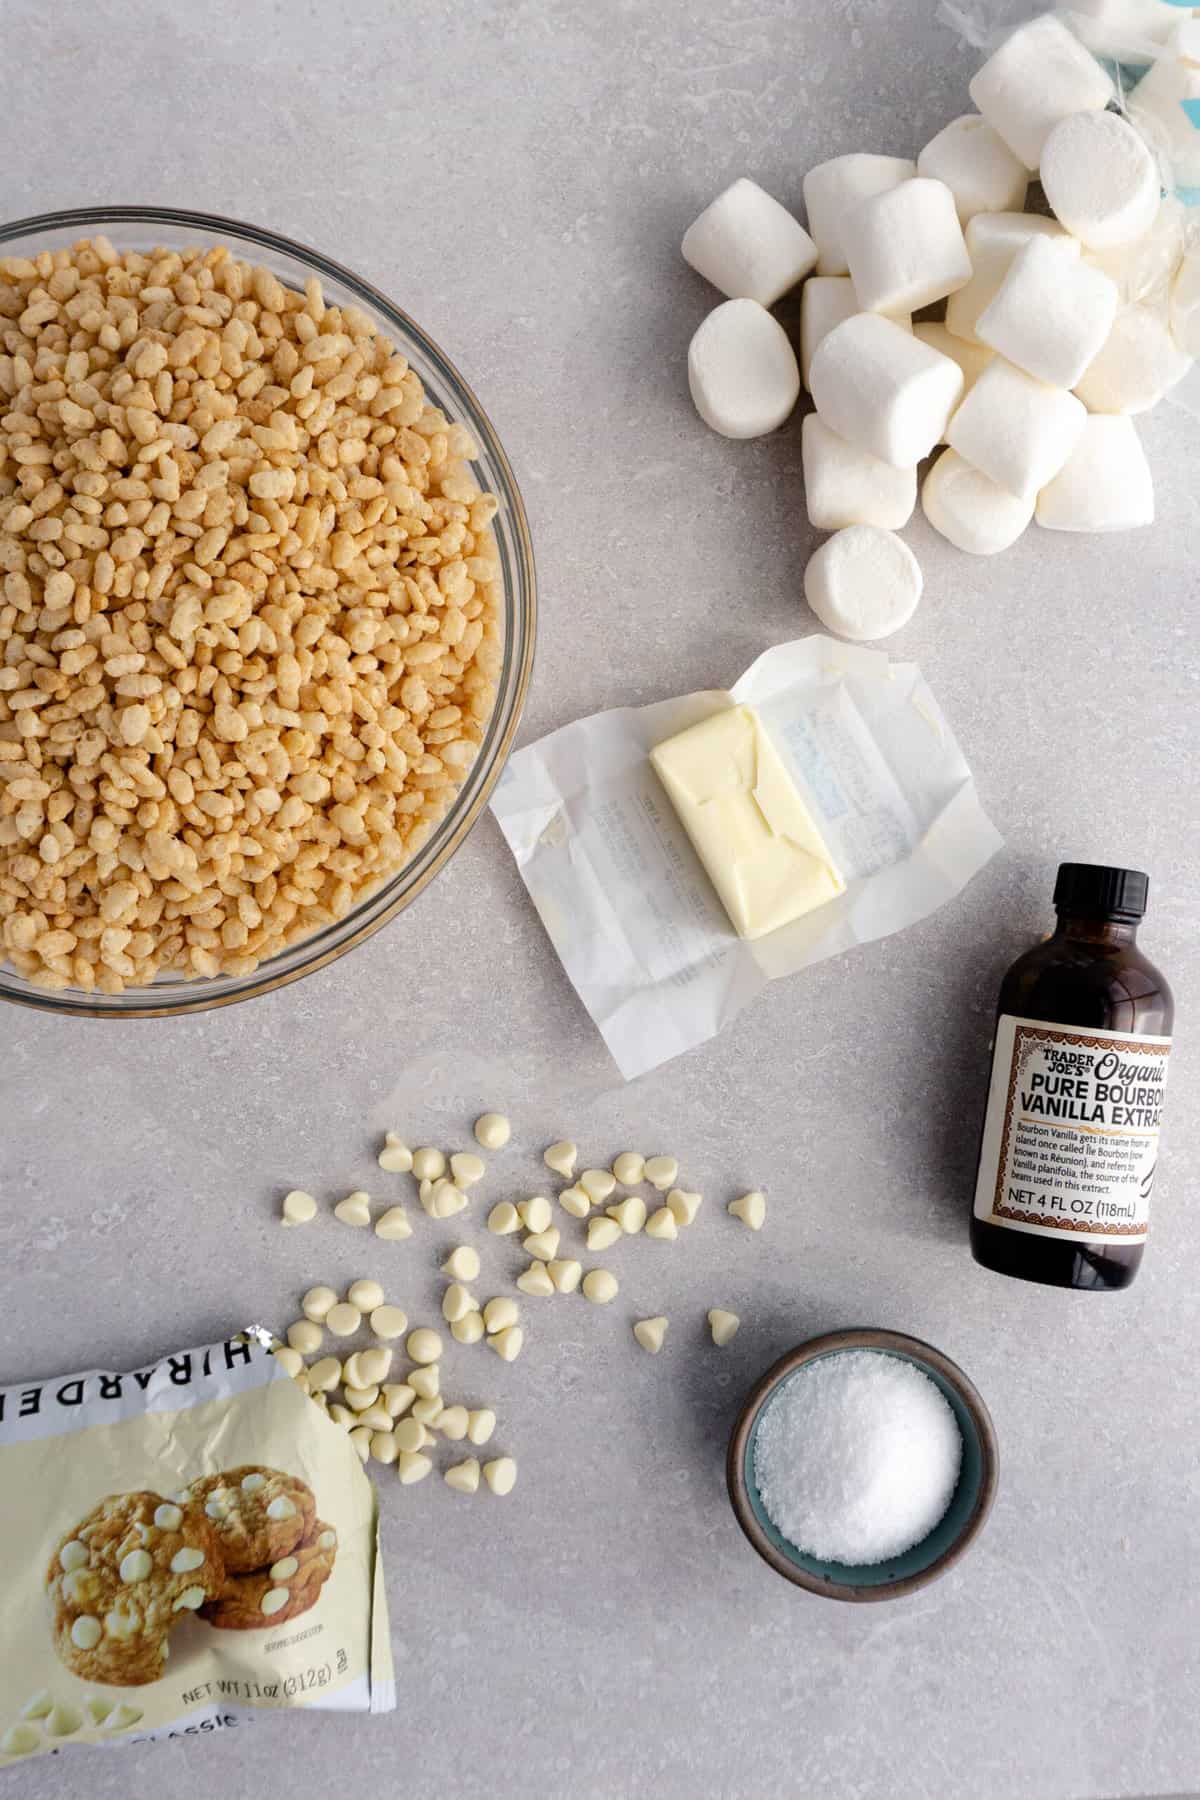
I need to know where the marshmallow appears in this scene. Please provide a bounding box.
[977,237,1119,389]
[800,277,910,388]
[687,298,800,438]
[809,312,964,468]
[843,178,971,315]
[916,114,1029,224]
[1035,415,1155,531]
[1074,302,1193,411]
[946,212,1080,346]
[1085,197,1187,303]
[1040,111,1161,253]
[969,13,1116,170]
[1172,248,1200,356]
[1069,0,1183,57]
[802,154,916,276]
[921,449,1034,554]
[801,414,917,531]
[803,527,922,641]
[947,357,1088,499]
[681,177,818,306]
[912,323,994,439]
[1128,36,1200,192]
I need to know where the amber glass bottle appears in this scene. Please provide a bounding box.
[971,863,1173,1291]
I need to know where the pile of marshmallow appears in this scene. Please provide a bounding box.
[682,7,1199,643]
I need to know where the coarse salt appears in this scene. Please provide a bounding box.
[753,1351,963,1565]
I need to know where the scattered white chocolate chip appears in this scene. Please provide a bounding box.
[273,1345,304,1379]
[483,1456,518,1496]
[467,1407,497,1445]
[293,1371,312,1395]
[580,1167,617,1203]
[474,1112,511,1150]
[398,1451,433,1485]
[607,1195,647,1235]
[543,1140,578,1178]
[412,1395,445,1427]
[71,1616,102,1649]
[645,1207,678,1241]
[412,1147,446,1181]
[438,1404,470,1439]
[349,1426,371,1462]
[301,1284,338,1322]
[325,1302,362,1338]
[708,1309,741,1346]
[266,1493,296,1517]
[489,1326,525,1361]
[378,1133,413,1174]
[1,1724,41,1755]
[582,1268,619,1304]
[445,1457,482,1494]
[442,1245,481,1281]
[634,1316,669,1354]
[374,1206,412,1240]
[286,1319,323,1356]
[20,1692,53,1720]
[307,1356,342,1392]
[119,1549,152,1583]
[381,1383,416,1418]
[409,1365,440,1400]
[309,1391,329,1413]
[523,1226,561,1260]
[612,1152,646,1186]
[418,1177,434,1208]
[587,1215,623,1252]
[666,1189,703,1226]
[281,1189,317,1227]
[483,1296,520,1334]
[105,1705,143,1731]
[518,1195,553,1234]
[548,1258,583,1294]
[45,1703,83,1738]
[449,1151,485,1188]
[346,1278,385,1312]
[328,1403,355,1428]
[729,1191,767,1231]
[370,1304,408,1340]
[517,1260,556,1297]
[370,1431,400,1465]
[357,1346,393,1386]
[487,1201,521,1235]
[344,1384,380,1412]
[85,1697,113,1726]
[172,1587,207,1613]
[407,1327,443,1364]
[356,1403,394,1431]
[153,1504,182,1531]
[333,1190,371,1228]
[559,1186,591,1218]
[428,1178,469,1219]
[644,1156,679,1191]
[442,1283,478,1324]
[395,1417,430,1453]
[451,1311,485,1344]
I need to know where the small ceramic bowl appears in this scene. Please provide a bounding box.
[727,1327,998,1601]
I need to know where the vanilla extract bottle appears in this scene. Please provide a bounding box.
[971,863,1173,1291]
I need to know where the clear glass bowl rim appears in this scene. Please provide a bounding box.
[0,204,536,1019]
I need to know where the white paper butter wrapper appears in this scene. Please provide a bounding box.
[492,635,1002,1080]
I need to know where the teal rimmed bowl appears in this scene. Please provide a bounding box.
[727,1328,998,1601]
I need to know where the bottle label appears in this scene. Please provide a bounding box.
[974,1015,1171,1245]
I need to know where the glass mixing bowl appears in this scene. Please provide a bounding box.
[0,206,536,1017]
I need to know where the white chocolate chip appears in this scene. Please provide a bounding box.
[516,1260,555,1297]
[293,1371,312,1395]
[309,1392,329,1413]
[59,1539,89,1572]
[170,1547,205,1574]
[374,1206,412,1240]
[412,1395,445,1426]
[273,1345,303,1382]
[634,1316,669,1354]
[467,1407,497,1445]
[395,1417,430,1453]
[580,1167,616,1203]
[286,1319,323,1356]
[325,1302,362,1337]
[205,1490,233,1518]
[153,1504,183,1531]
[489,1325,525,1362]
[71,1615,102,1649]
[355,1402,394,1431]
[333,1190,371,1228]
[409,1364,440,1400]
[708,1308,740,1346]
[438,1404,469,1439]
[119,1549,152,1583]
[543,1140,577,1178]
[644,1156,679,1191]
[241,1472,266,1493]
[301,1285,338,1322]
[449,1151,485,1188]
[45,1703,83,1737]
[20,1692,53,1720]
[729,1191,767,1230]
[483,1296,519,1335]
[104,1604,140,1639]
[86,1697,113,1726]
[358,1346,392,1385]
[558,1185,591,1218]
[407,1327,443,1364]
[338,1352,367,1388]
[270,1556,299,1579]
[266,1494,298,1520]
[612,1152,645,1185]
[382,1383,416,1418]
[378,1132,413,1173]
[607,1195,647,1235]
[451,1311,485,1345]
[442,1245,481,1281]
[1,1724,41,1755]
[429,1178,469,1219]
[587,1215,622,1251]
[281,1189,317,1227]
[522,1227,560,1261]
[398,1450,434,1484]
[307,1356,342,1392]
[666,1189,703,1226]
[260,1587,290,1616]
[483,1456,517,1496]
[370,1304,408,1341]
[517,1194,553,1234]
[487,1201,521,1235]
[105,1705,143,1731]
[474,1112,511,1150]
[418,1178,434,1208]
[344,1384,380,1412]
[172,1586,206,1612]
[371,1431,400,1465]
[442,1282,477,1324]
[411,1147,446,1181]
[582,1268,619,1304]
[348,1427,372,1462]
[548,1258,583,1294]
[645,1207,678,1241]
[347,1278,385,1311]
[444,1457,482,1494]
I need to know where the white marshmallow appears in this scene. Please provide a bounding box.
[801,414,917,531]
[1172,247,1200,355]
[809,312,964,468]
[912,323,994,440]
[921,449,1034,555]
[681,178,817,306]
[1128,38,1200,191]
[800,277,910,388]
[969,13,1116,170]
[1069,0,1183,57]
[1040,111,1161,253]
[843,178,971,315]
[946,212,1080,346]
[1085,197,1187,303]
[947,357,1088,499]
[977,237,1119,389]
[1075,302,1193,411]
[687,298,800,438]
[802,154,916,276]
[803,527,922,641]
[1035,415,1155,530]
[916,114,1029,224]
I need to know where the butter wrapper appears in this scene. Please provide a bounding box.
[492,634,1001,1080]
[0,1332,393,1762]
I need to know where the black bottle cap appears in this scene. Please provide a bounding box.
[1053,861,1149,921]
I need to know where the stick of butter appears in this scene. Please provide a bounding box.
[650,705,845,939]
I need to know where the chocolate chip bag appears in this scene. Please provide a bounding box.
[0,1331,393,1761]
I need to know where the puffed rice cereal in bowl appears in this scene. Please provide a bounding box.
[0,208,534,1013]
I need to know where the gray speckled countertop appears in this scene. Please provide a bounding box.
[3,1,1198,1796]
